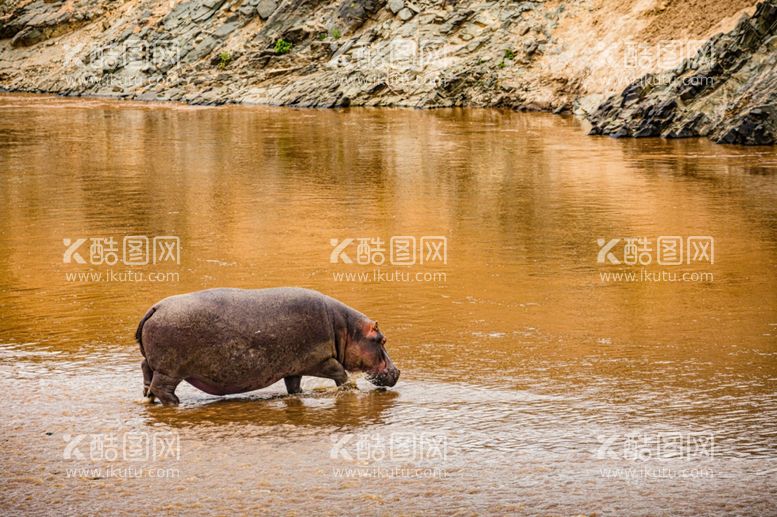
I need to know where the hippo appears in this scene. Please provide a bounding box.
[135,287,400,405]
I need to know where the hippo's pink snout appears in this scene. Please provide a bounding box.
[365,354,400,387]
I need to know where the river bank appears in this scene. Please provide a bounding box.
[1,0,775,143]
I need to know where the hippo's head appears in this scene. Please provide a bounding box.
[344,320,400,387]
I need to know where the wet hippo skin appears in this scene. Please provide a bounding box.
[136,287,400,405]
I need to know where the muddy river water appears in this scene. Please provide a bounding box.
[1,94,776,515]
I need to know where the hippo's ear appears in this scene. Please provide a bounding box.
[362,320,379,337]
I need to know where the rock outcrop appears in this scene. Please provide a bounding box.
[0,0,773,144]
[587,0,777,145]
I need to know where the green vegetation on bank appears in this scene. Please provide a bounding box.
[274,39,292,55]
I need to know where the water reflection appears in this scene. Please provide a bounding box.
[144,388,400,429]
[1,94,776,514]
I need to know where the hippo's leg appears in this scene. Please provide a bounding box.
[313,358,349,387]
[141,359,154,399]
[149,371,182,406]
[284,376,302,395]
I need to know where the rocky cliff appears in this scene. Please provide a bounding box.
[587,1,777,145]
[0,0,773,144]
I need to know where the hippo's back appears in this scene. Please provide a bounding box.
[152,287,329,327]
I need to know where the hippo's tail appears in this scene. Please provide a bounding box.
[135,306,157,357]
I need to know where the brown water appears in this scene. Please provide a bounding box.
[1,94,776,515]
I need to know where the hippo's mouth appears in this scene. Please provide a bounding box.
[365,366,400,387]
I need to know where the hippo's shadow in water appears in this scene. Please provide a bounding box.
[142,387,400,429]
